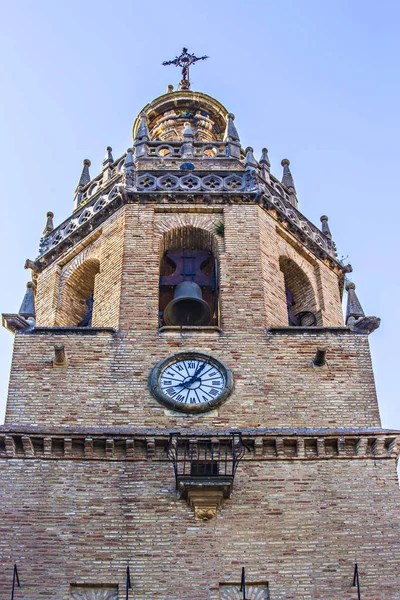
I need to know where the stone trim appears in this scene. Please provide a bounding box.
[0,431,398,461]
[158,325,222,334]
[21,327,116,335]
[267,326,352,334]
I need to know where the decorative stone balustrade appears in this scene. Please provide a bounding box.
[139,140,234,160]
[37,168,337,265]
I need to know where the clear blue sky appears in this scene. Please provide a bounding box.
[0,0,399,429]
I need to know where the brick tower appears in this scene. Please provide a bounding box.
[1,52,400,599]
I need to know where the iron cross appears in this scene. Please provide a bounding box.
[162,48,208,88]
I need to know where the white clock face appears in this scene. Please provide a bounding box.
[150,352,233,413]
[160,358,224,406]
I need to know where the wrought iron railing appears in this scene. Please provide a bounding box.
[166,431,249,490]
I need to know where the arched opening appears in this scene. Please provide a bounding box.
[59,259,100,327]
[159,227,219,327]
[279,257,317,326]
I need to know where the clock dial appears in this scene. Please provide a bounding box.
[160,358,224,406]
[150,352,233,413]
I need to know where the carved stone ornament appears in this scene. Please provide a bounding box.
[220,584,269,599]
[350,316,381,335]
[194,505,218,521]
[70,586,118,600]
[187,486,227,521]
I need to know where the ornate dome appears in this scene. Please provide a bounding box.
[132,89,229,143]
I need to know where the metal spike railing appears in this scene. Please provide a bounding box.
[352,563,361,600]
[125,564,132,600]
[240,566,247,600]
[11,564,20,600]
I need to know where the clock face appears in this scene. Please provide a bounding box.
[149,352,233,413]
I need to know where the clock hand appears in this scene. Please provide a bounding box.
[184,363,206,388]
[173,381,188,390]
[191,361,207,381]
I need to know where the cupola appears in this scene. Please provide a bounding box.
[132,90,229,143]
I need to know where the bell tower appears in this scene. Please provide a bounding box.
[1,54,399,599]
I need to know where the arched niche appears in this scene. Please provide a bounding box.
[57,258,100,327]
[279,256,318,326]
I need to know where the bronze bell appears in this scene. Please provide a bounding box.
[163,281,212,326]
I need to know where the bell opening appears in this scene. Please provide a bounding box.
[159,243,219,328]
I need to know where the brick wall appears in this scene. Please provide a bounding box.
[3,198,392,600]
[5,329,380,428]
[0,455,398,599]
[5,201,378,428]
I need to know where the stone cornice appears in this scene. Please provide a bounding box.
[267,326,352,334]
[0,428,398,462]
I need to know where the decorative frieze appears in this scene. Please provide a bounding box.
[0,430,397,461]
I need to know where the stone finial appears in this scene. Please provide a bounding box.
[281,158,298,208]
[181,123,194,158]
[135,112,150,143]
[19,282,35,319]
[103,146,113,166]
[183,122,194,138]
[320,215,332,239]
[259,148,271,184]
[345,282,365,324]
[245,147,258,170]
[102,147,114,183]
[43,211,54,235]
[74,159,91,208]
[260,148,270,169]
[124,148,134,169]
[167,84,174,93]
[223,113,240,143]
[281,159,295,190]
[76,159,91,190]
